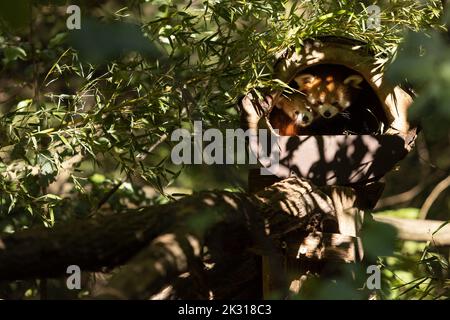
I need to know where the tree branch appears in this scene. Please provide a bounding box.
[373,215,450,246]
[2,177,449,299]
[419,175,450,219]
[0,178,334,284]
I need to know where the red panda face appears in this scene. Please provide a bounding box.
[275,93,318,127]
[294,71,363,120]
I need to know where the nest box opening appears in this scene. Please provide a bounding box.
[239,37,416,186]
[268,64,389,136]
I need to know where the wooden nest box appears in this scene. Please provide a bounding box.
[239,37,418,297]
[241,37,417,187]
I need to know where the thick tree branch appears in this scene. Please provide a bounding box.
[0,178,334,284]
[1,177,450,299]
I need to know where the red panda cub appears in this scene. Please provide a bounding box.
[270,65,364,136]
[271,93,318,135]
[294,65,364,121]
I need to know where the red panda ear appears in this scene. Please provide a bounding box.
[294,74,315,89]
[343,75,364,89]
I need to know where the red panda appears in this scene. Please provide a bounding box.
[294,65,364,120]
[269,65,365,136]
[271,93,318,135]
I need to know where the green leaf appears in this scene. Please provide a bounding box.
[3,46,27,64]
[17,99,33,110]
[89,173,106,184]
[58,134,74,152]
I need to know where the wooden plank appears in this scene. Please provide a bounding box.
[256,134,411,186]
[284,232,363,263]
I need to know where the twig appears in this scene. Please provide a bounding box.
[95,180,124,212]
[145,133,168,155]
[377,136,430,208]
[419,175,450,219]
[376,183,425,208]
[90,133,169,215]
